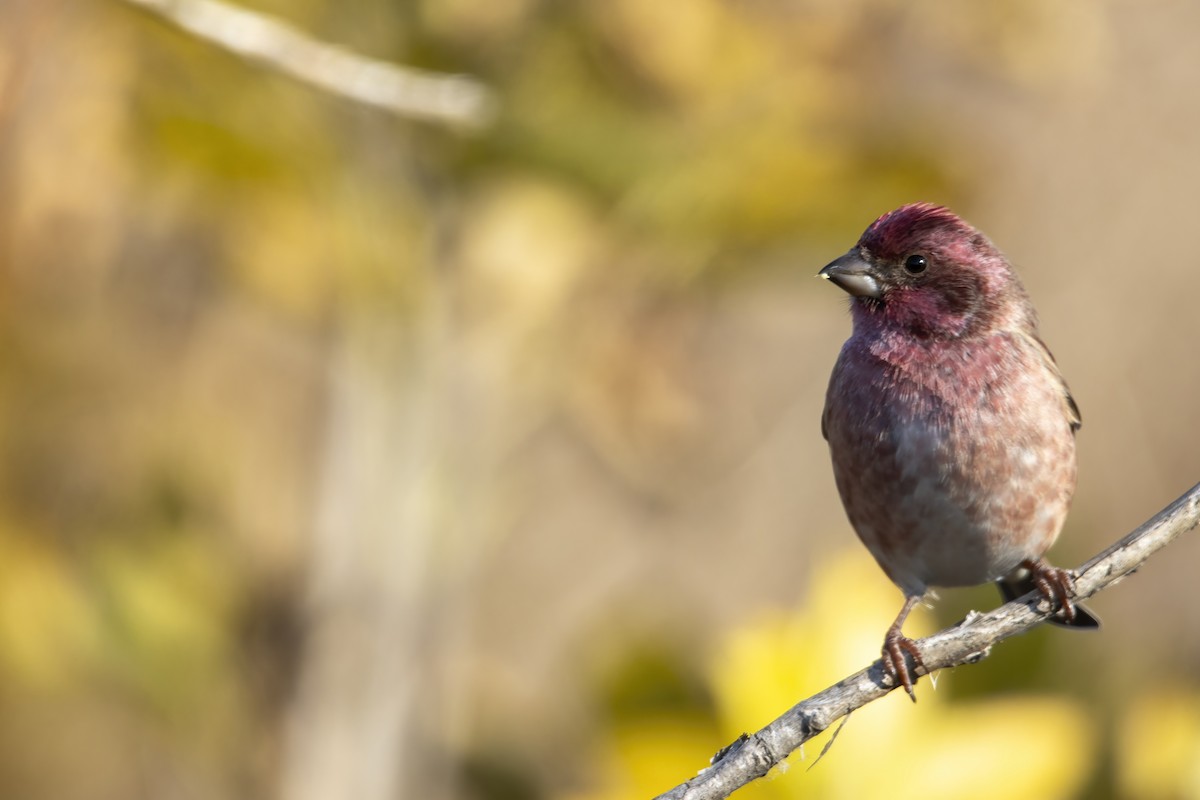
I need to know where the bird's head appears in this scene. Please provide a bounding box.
[820,203,1028,339]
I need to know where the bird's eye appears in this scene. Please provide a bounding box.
[904,254,927,274]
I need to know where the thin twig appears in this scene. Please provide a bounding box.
[121,0,496,128]
[653,481,1200,800]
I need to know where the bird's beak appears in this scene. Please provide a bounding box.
[819,250,881,299]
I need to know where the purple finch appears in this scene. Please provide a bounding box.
[820,203,1098,700]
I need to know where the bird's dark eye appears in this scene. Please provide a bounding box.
[904,254,927,274]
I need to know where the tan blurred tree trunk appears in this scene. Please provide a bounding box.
[280,312,460,800]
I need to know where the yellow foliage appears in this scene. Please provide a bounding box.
[457,177,600,344]
[90,530,237,710]
[591,0,767,103]
[570,551,1096,799]
[1118,688,1200,799]
[563,714,723,800]
[226,187,338,321]
[0,528,101,689]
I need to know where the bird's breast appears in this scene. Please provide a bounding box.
[824,332,1077,591]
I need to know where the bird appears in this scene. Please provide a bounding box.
[818,202,1098,700]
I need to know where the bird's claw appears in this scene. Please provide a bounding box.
[882,630,925,702]
[1023,558,1077,623]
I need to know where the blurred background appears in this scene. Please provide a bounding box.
[1,0,1199,798]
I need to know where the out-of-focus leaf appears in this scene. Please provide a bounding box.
[0,527,101,689]
[563,714,721,800]
[1118,688,1200,799]
[571,551,1096,799]
[92,530,237,712]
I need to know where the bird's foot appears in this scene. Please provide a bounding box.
[882,627,925,702]
[1022,558,1078,623]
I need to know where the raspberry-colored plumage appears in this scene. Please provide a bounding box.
[820,203,1096,699]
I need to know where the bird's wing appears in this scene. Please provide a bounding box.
[1017,330,1081,433]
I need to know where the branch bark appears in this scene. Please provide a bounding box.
[653,481,1200,800]
[121,0,496,128]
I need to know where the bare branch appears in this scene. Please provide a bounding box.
[121,0,497,128]
[654,481,1200,800]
